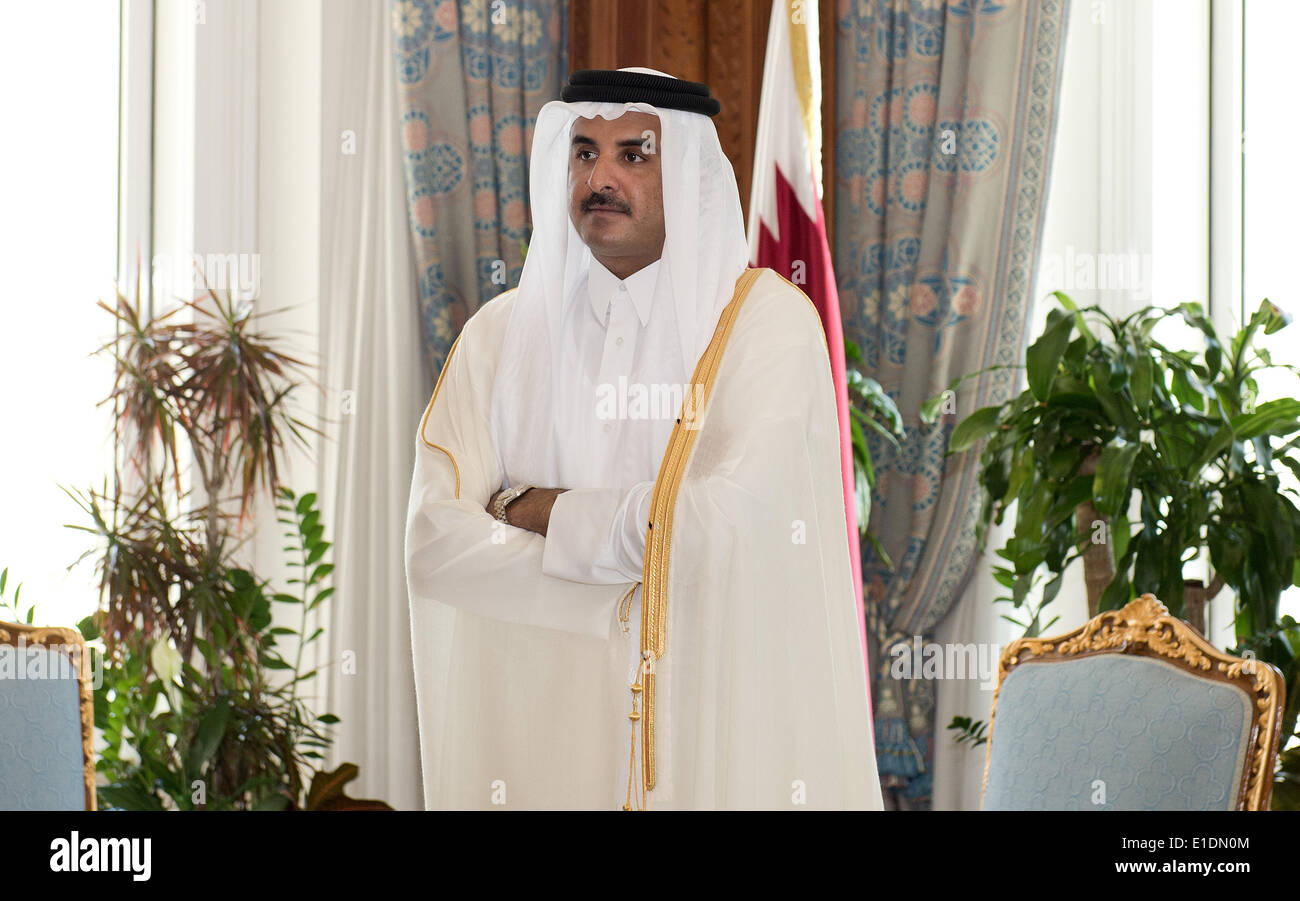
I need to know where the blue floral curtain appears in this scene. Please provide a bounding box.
[834,0,1070,807]
[392,0,568,386]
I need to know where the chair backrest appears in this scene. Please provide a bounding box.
[0,621,96,810]
[981,594,1284,810]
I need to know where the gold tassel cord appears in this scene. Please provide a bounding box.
[618,584,646,811]
[617,583,637,630]
[623,661,647,811]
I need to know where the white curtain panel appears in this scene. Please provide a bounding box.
[318,0,424,810]
[931,517,1012,810]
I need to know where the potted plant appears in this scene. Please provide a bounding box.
[931,292,1300,808]
[62,269,389,810]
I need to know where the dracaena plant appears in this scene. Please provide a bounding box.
[67,268,318,662]
[932,292,1300,808]
[60,268,389,810]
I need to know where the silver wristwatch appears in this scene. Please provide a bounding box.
[490,484,534,523]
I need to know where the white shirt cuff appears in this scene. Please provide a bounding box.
[542,481,654,584]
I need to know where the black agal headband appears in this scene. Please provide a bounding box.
[560,69,721,117]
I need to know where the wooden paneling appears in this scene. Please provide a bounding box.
[568,0,836,244]
[820,0,835,253]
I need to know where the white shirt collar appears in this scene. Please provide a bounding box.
[587,257,661,328]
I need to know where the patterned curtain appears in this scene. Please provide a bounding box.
[392,0,568,386]
[834,0,1070,807]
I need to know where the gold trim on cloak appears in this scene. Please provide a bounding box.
[418,290,518,500]
[624,267,765,807]
[419,336,466,498]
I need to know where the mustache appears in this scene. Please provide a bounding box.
[582,193,630,213]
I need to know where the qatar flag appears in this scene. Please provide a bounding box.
[746,0,870,692]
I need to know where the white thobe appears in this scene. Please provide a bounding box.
[533,255,671,690]
[406,267,883,808]
[538,256,661,587]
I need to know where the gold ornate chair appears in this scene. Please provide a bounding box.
[981,594,1285,810]
[0,621,96,810]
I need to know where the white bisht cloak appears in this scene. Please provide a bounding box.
[405,266,883,810]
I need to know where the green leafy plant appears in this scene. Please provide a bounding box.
[846,337,906,566]
[83,489,363,810]
[64,268,388,810]
[931,291,1300,808]
[946,715,989,748]
[0,568,35,625]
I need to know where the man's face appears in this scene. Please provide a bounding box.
[567,111,665,278]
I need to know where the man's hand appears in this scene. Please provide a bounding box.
[489,487,566,537]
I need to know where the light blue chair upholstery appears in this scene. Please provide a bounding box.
[982,595,1285,811]
[0,626,94,810]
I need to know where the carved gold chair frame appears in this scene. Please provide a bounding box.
[0,621,97,810]
[981,594,1285,810]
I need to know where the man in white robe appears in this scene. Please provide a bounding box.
[404,67,882,810]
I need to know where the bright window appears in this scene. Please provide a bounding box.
[1244,0,1300,625]
[0,2,121,629]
